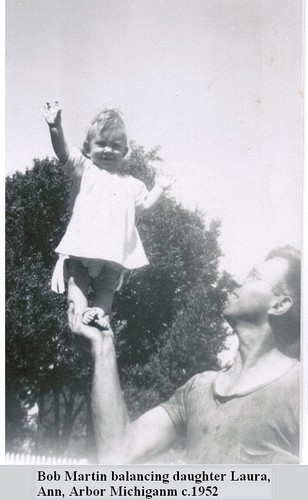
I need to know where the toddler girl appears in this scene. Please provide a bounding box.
[43,102,173,331]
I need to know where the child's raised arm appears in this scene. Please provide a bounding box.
[140,168,175,212]
[43,101,69,164]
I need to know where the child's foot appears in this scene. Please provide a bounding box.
[94,311,110,330]
[82,307,110,330]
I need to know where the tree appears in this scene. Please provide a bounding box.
[6,158,93,456]
[6,143,231,459]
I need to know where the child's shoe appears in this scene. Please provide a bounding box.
[82,307,110,330]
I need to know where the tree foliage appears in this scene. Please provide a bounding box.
[6,143,230,457]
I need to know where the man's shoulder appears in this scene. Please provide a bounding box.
[161,369,219,426]
[194,369,220,381]
[183,369,219,393]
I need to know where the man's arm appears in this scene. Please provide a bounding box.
[42,101,70,164]
[76,323,178,463]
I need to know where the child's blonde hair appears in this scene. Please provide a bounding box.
[83,109,127,151]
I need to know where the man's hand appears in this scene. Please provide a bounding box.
[43,101,62,128]
[72,314,114,352]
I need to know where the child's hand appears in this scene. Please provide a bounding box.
[155,168,175,191]
[42,101,62,128]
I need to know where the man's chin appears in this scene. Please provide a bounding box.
[222,306,236,326]
[222,302,231,316]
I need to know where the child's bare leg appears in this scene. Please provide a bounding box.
[66,260,90,333]
[91,266,122,328]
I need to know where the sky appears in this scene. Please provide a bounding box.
[5,0,303,276]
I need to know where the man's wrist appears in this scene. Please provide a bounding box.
[92,329,115,358]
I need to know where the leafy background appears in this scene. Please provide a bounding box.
[6,143,232,462]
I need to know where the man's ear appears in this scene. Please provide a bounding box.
[123,146,129,157]
[268,296,293,317]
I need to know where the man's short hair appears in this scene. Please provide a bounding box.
[266,245,301,348]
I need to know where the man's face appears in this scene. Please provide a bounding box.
[223,257,289,325]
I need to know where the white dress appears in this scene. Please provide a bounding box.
[55,147,150,270]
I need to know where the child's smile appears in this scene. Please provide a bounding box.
[89,129,128,172]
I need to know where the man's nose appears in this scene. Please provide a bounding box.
[103,145,112,153]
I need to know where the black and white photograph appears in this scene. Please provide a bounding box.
[5,0,304,469]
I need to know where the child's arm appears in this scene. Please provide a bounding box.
[42,101,70,164]
[140,169,174,212]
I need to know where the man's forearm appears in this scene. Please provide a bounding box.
[76,324,177,464]
[91,331,131,463]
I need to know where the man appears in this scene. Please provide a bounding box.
[74,245,300,464]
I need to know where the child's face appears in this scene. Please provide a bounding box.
[88,128,128,172]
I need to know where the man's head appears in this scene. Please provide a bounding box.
[223,245,300,349]
[83,110,128,171]
[265,245,301,348]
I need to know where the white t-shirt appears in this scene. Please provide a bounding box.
[55,147,149,270]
